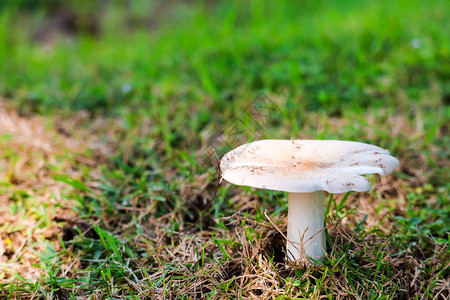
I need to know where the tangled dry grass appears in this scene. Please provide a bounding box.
[119,196,448,299]
[0,101,102,282]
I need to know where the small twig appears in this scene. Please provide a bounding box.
[410,266,420,287]
[264,209,288,242]
[264,209,303,261]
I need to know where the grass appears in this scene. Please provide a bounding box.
[0,0,449,298]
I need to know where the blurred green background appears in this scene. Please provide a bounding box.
[1,0,448,114]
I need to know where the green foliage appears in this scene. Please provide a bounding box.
[0,0,448,117]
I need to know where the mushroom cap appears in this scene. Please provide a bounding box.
[220,139,399,193]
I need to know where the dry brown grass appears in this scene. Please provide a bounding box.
[129,200,448,299]
[0,101,99,282]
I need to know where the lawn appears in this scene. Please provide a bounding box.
[0,0,449,299]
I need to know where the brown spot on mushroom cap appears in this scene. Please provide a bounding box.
[220,139,399,193]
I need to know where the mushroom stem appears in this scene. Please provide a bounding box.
[287,191,326,262]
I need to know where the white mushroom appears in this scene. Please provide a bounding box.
[220,139,399,263]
